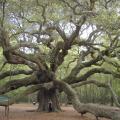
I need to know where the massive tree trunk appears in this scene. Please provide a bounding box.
[37,88,61,112]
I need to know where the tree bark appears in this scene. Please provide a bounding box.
[54,80,120,120]
[37,88,61,112]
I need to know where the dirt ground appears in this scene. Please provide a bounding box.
[0,104,110,120]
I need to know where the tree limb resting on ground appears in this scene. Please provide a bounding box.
[72,79,120,108]
[54,80,120,120]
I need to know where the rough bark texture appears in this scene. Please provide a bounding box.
[0,0,120,119]
[54,80,120,120]
[37,88,61,112]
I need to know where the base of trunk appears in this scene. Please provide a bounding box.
[37,88,61,112]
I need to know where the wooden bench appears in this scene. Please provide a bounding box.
[0,95,10,118]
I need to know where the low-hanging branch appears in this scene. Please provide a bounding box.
[0,73,37,94]
[9,81,54,105]
[54,80,120,120]
[71,79,120,108]
[0,70,33,80]
[108,82,120,108]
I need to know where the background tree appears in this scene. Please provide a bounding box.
[0,0,120,119]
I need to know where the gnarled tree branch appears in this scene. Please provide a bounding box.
[54,80,120,120]
[0,70,33,80]
[0,73,37,94]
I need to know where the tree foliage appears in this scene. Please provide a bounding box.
[0,0,120,119]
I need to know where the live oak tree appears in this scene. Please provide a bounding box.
[0,0,120,119]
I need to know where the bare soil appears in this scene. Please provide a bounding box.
[0,104,110,120]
